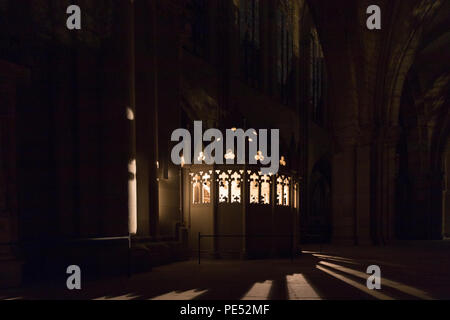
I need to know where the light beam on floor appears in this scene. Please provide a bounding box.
[316,264,395,300]
[241,280,273,300]
[150,289,208,300]
[94,293,140,300]
[312,254,361,265]
[319,261,433,300]
[286,274,321,300]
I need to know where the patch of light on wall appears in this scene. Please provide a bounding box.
[128,159,137,234]
[126,107,135,120]
[294,183,298,208]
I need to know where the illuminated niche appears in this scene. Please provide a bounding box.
[276,175,290,207]
[248,171,271,204]
[191,171,212,204]
[231,171,242,203]
[260,174,271,204]
[283,177,290,206]
[202,172,211,203]
[249,173,259,204]
[192,174,201,204]
[276,176,283,205]
[218,171,229,203]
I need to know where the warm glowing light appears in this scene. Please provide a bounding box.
[283,178,289,205]
[248,138,253,142]
[202,173,211,203]
[219,171,230,203]
[280,156,286,166]
[180,155,185,167]
[231,172,241,203]
[224,149,235,160]
[231,127,237,132]
[192,174,201,204]
[249,173,259,204]
[276,176,283,205]
[260,175,271,204]
[241,280,273,300]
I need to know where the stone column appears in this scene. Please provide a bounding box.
[355,142,373,245]
[372,127,399,244]
[331,128,358,245]
[134,0,159,237]
[0,60,29,287]
[331,146,356,244]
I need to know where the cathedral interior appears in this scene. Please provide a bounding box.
[0,0,449,300]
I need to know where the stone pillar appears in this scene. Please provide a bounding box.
[373,128,399,244]
[99,0,134,237]
[381,134,399,243]
[331,126,376,245]
[331,145,356,244]
[155,0,186,238]
[355,143,372,245]
[134,0,159,237]
[0,60,29,287]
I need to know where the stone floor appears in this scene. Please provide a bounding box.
[1,241,449,300]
